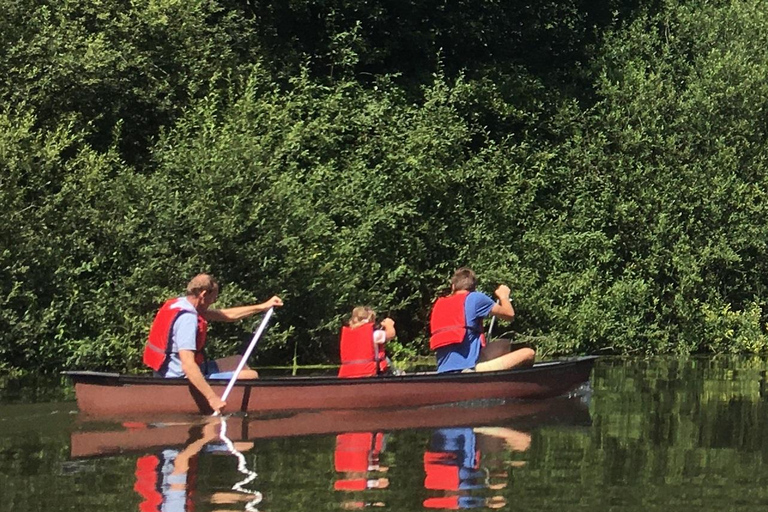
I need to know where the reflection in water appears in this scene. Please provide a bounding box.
[334,432,389,508]
[62,395,591,512]
[423,427,531,509]
[218,419,262,512]
[330,423,537,510]
[130,417,260,512]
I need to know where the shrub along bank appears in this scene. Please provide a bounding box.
[3,0,768,374]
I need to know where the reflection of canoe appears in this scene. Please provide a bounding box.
[70,396,591,459]
[64,356,596,417]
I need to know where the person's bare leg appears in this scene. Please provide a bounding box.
[473,427,532,452]
[214,355,259,379]
[475,348,535,372]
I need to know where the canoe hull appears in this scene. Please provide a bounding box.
[67,356,596,417]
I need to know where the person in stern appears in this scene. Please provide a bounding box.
[429,267,535,373]
[338,306,397,378]
[143,273,283,413]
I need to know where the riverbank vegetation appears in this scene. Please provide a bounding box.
[4,0,768,374]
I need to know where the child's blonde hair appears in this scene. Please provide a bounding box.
[349,306,376,328]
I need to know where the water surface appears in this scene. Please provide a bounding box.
[2,356,768,511]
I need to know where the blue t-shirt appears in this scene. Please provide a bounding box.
[435,292,495,373]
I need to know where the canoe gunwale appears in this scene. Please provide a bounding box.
[63,355,598,388]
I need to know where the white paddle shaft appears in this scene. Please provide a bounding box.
[487,299,499,339]
[219,307,274,404]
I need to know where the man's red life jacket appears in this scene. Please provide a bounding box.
[338,323,388,378]
[429,293,486,350]
[143,298,208,371]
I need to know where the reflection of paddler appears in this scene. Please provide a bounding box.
[132,418,255,512]
[423,427,525,510]
[424,428,484,492]
[134,445,201,512]
[334,432,389,491]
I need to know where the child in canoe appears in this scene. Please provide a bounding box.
[338,306,396,378]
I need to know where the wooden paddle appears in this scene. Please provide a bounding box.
[214,307,275,416]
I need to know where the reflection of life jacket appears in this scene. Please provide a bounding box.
[334,432,384,472]
[423,451,461,490]
[143,298,208,371]
[334,478,368,491]
[429,294,486,350]
[423,447,481,490]
[338,323,388,378]
[134,453,198,512]
[423,496,461,509]
[334,432,385,491]
[135,455,163,512]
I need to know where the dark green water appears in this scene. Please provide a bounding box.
[3,356,768,512]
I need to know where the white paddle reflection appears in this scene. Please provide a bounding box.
[218,416,263,512]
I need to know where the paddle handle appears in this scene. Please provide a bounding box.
[218,307,274,407]
[487,299,499,339]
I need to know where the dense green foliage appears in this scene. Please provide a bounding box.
[3,0,768,373]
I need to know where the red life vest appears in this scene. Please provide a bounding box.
[338,323,388,378]
[429,293,486,350]
[143,298,208,371]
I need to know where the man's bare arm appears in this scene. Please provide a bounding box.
[203,296,283,322]
[490,285,515,321]
[179,350,225,413]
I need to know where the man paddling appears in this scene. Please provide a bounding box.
[429,267,535,373]
[143,273,283,413]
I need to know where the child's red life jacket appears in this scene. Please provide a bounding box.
[429,294,486,350]
[338,323,388,378]
[143,298,207,371]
